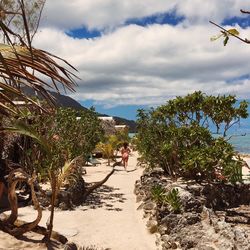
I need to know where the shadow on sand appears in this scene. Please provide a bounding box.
[8,234,62,250]
[81,184,127,211]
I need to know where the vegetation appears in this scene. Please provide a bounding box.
[0,0,81,242]
[151,185,182,213]
[3,107,104,238]
[151,184,166,205]
[96,135,117,166]
[29,108,103,171]
[96,129,130,165]
[136,91,248,183]
[210,9,250,45]
[165,188,182,213]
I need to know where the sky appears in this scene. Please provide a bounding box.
[33,1,250,120]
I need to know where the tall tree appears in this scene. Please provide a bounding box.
[0,0,77,116]
[0,0,46,43]
[0,0,77,241]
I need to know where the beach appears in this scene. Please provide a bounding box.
[0,152,250,250]
[0,152,157,250]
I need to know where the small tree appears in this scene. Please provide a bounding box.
[96,134,121,165]
[16,107,104,238]
[136,92,248,182]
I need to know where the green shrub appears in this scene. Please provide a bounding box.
[164,188,182,213]
[18,107,104,176]
[136,92,248,183]
[151,184,166,204]
[151,185,182,213]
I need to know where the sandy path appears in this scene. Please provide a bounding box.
[1,152,156,250]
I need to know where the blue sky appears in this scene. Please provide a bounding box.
[66,27,101,39]
[80,100,149,120]
[80,100,148,120]
[35,1,250,121]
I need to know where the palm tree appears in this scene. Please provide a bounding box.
[96,135,122,166]
[0,2,77,115]
[0,43,77,114]
[0,1,77,241]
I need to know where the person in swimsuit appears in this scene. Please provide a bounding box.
[121,142,131,171]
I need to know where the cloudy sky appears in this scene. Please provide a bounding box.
[33,1,250,120]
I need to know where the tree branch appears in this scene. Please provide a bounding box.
[31,1,46,42]
[83,162,118,200]
[225,133,246,142]
[209,20,250,44]
[240,9,250,15]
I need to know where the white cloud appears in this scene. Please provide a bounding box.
[176,0,250,24]
[41,0,177,30]
[33,20,250,107]
[41,0,250,31]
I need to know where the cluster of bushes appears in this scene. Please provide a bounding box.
[136,91,248,183]
[1,106,104,239]
[26,107,103,177]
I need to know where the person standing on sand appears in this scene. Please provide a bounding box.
[121,142,131,171]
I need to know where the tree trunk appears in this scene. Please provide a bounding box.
[0,115,3,158]
[1,169,42,237]
[47,171,57,240]
[0,215,67,244]
[83,162,118,200]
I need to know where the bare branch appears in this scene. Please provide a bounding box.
[19,0,32,49]
[209,20,250,44]
[226,133,246,142]
[240,9,250,14]
[30,0,46,42]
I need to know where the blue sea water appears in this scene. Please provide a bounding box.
[229,134,250,154]
[224,113,250,153]
[129,126,250,154]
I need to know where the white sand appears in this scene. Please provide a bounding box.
[0,152,157,250]
[242,157,250,183]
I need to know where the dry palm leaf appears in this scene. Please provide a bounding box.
[0,43,78,114]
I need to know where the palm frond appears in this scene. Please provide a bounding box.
[0,1,78,115]
[1,120,51,153]
[0,43,78,114]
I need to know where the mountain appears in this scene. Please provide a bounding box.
[22,87,87,110]
[22,87,137,132]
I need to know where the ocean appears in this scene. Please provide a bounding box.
[129,124,250,154]
[229,134,250,154]
[225,112,250,154]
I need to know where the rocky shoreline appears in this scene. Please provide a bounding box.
[134,167,250,250]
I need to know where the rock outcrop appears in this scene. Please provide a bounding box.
[134,167,250,250]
